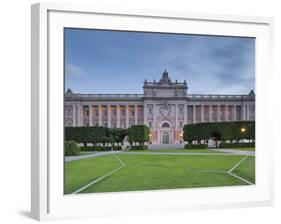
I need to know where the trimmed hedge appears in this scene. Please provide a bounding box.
[65,126,128,146]
[184,144,208,149]
[80,146,122,151]
[219,142,255,148]
[65,141,80,156]
[130,145,148,150]
[183,121,255,143]
[128,125,150,145]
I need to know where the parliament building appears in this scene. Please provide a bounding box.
[65,70,255,145]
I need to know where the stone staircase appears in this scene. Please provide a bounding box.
[148,144,185,150]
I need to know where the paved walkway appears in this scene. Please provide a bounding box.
[209,148,255,156]
[65,148,255,162]
[65,151,123,162]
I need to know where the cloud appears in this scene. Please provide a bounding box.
[65,63,87,79]
[65,29,255,95]
[156,36,255,94]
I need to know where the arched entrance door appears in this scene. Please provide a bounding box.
[162,132,169,144]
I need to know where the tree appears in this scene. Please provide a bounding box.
[64,141,80,156]
[128,125,150,146]
[183,121,255,144]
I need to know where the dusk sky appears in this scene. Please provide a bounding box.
[65,28,255,95]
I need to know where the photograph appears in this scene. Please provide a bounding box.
[63,28,256,195]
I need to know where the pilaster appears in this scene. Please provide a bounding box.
[108,105,111,128]
[126,104,129,128]
[117,105,120,128]
[135,104,138,125]
[89,105,93,126]
[98,105,102,126]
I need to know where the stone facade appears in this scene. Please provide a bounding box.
[65,70,255,144]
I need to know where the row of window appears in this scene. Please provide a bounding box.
[148,121,183,128]
[83,109,142,117]
[83,120,143,128]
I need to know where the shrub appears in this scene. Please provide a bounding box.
[80,146,122,151]
[65,141,81,156]
[219,142,255,148]
[184,144,208,149]
[183,121,255,143]
[128,125,150,145]
[130,145,148,150]
[65,126,128,146]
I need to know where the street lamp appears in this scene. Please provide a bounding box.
[240,127,246,150]
[179,131,183,137]
[179,131,183,144]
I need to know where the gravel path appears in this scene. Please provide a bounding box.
[209,148,255,156]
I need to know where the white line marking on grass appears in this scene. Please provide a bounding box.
[228,172,254,185]
[71,155,126,194]
[227,155,254,185]
[228,155,249,173]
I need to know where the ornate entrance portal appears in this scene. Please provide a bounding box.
[162,132,169,144]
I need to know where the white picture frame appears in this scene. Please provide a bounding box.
[31,2,274,221]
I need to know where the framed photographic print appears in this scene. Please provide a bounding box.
[31,2,274,221]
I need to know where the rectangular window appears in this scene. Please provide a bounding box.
[104,122,108,127]
[67,108,72,115]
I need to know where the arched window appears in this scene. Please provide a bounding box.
[162,122,170,128]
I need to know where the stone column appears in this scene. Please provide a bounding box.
[108,105,111,128]
[246,105,249,120]
[218,105,221,122]
[193,105,196,123]
[233,105,237,121]
[117,105,120,128]
[89,105,93,126]
[77,104,81,126]
[72,104,76,126]
[135,104,138,125]
[175,104,178,128]
[98,105,102,126]
[153,104,157,128]
[184,104,187,125]
[226,105,229,121]
[241,103,245,121]
[209,105,212,122]
[143,104,147,126]
[201,105,204,122]
[126,104,129,128]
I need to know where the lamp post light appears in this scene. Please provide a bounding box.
[179,131,184,144]
[241,127,246,150]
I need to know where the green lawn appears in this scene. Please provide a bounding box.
[226,147,255,151]
[65,153,255,194]
[232,156,255,183]
[128,149,220,153]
